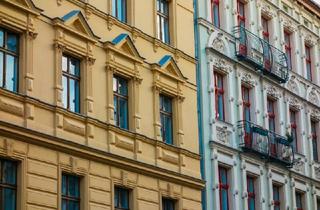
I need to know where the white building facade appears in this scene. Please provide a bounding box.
[195,0,320,210]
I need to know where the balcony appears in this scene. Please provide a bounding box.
[237,121,294,167]
[234,26,289,83]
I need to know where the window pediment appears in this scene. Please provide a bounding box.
[104,33,144,63]
[153,55,186,83]
[3,0,42,15]
[54,10,99,44]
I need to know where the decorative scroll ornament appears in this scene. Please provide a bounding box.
[293,159,304,173]
[241,73,256,87]
[286,76,299,95]
[282,17,296,33]
[211,32,225,54]
[261,3,274,19]
[287,96,302,110]
[266,85,281,99]
[216,126,230,144]
[213,58,232,73]
[308,88,319,106]
[311,109,320,121]
[315,167,320,179]
[305,34,316,47]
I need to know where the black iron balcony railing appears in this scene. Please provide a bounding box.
[234,26,289,83]
[237,121,294,167]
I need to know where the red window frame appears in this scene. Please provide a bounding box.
[311,121,318,162]
[218,166,229,210]
[268,98,277,156]
[262,16,269,42]
[267,98,276,132]
[273,185,281,210]
[214,72,225,121]
[305,45,312,81]
[247,176,255,210]
[284,31,292,69]
[237,0,246,27]
[290,109,298,152]
[211,0,220,27]
[296,192,303,210]
[242,86,251,122]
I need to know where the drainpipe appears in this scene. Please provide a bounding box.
[193,0,207,210]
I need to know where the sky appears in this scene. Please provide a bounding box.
[315,0,320,5]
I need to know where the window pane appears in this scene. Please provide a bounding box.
[119,98,128,129]
[62,76,68,109]
[62,56,68,72]
[248,198,255,210]
[0,30,3,47]
[2,160,16,185]
[68,175,80,197]
[120,189,129,208]
[5,55,18,92]
[74,80,80,113]
[62,175,67,196]
[164,115,172,144]
[162,96,172,112]
[70,58,80,76]
[217,94,224,120]
[114,96,118,125]
[0,52,3,86]
[164,19,169,43]
[221,189,229,210]
[3,188,16,210]
[118,78,128,95]
[157,15,161,40]
[213,5,219,27]
[7,33,18,52]
[68,200,80,210]
[62,200,67,210]
[69,79,80,112]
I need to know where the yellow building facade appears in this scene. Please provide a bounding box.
[0,0,203,209]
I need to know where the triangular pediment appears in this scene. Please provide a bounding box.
[61,10,98,40]
[4,0,42,14]
[158,55,185,80]
[111,34,143,60]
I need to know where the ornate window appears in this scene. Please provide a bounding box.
[247,176,255,210]
[62,174,80,210]
[0,159,17,210]
[214,72,225,121]
[162,198,175,210]
[284,31,292,70]
[112,0,127,23]
[267,98,276,132]
[305,45,312,81]
[105,34,143,133]
[237,0,246,27]
[62,55,80,113]
[152,55,185,146]
[54,11,97,116]
[273,185,281,210]
[211,0,220,28]
[114,187,130,210]
[290,109,298,152]
[0,28,19,92]
[157,0,170,44]
[113,76,129,130]
[262,16,269,42]
[219,166,229,210]
[295,192,304,210]
[242,86,251,122]
[312,121,318,162]
[160,94,173,144]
